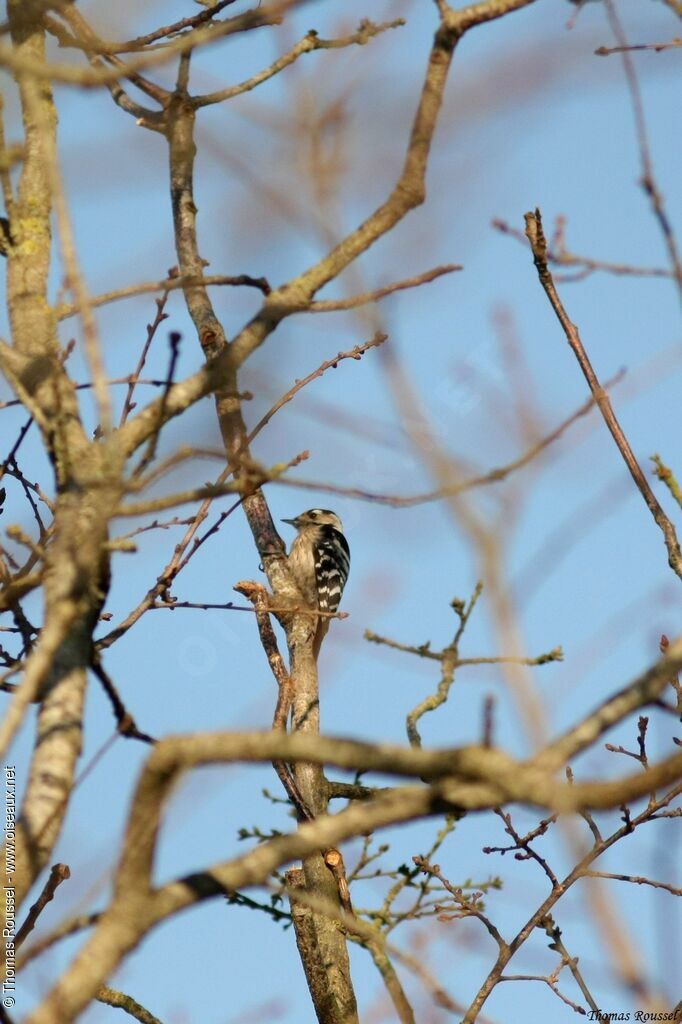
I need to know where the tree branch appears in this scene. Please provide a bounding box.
[525,208,682,580]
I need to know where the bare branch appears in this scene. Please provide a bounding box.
[195,20,406,108]
[234,579,311,822]
[229,0,539,369]
[246,332,387,446]
[48,0,240,56]
[583,871,681,896]
[524,208,682,579]
[603,0,682,303]
[366,630,562,669]
[536,636,682,771]
[113,450,309,518]
[308,265,461,312]
[244,370,627,508]
[0,0,307,86]
[14,863,71,950]
[56,272,271,322]
[494,216,674,280]
[96,986,162,1024]
[466,785,679,1022]
[596,38,682,56]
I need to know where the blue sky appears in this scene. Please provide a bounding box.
[1,0,681,1021]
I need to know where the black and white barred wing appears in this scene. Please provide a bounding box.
[313,526,350,612]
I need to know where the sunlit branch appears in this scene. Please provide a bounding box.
[56,272,271,321]
[246,332,387,445]
[114,451,309,518]
[494,216,674,280]
[195,20,405,108]
[0,0,307,86]
[308,264,461,312]
[525,208,682,580]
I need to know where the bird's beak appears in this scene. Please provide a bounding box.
[281,517,297,526]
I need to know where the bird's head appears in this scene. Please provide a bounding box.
[281,508,343,531]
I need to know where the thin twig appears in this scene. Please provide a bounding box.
[114,450,309,517]
[97,484,241,650]
[405,587,484,746]
[57,271,271,321]
[583,870,681,896]
[234,580,311,822]
[134,331,182,474]
[0,417,33,481]
[246,332,387,445]
[119,290,170,426]
[14,863,71,949]
[151,599,345,619]
[50,0,239,55]
[491,809,559,888]
[463,785,680,1022]
[195,20,406,108]
[90,657,155,744]
[242,370,626,508]
[0,0,304,86]
[603,0,682,304]
[413,855,506,950]
[494,216,673,281]
[365,629,562,668]
[309,265,461,312]
[596,39,682,56]
[524,208,682,580]
[17,912,101,970]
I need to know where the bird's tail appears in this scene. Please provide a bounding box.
[313,619,331,661]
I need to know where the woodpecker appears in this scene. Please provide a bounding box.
[281,509,350,657]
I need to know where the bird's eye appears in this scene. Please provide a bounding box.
[310,510,317,518]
